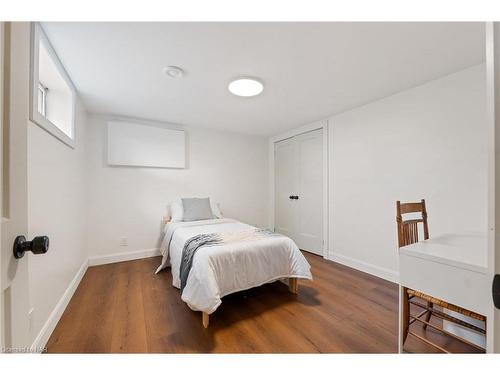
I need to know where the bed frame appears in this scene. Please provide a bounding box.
[201,277,299,328]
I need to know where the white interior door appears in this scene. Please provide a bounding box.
[1,22,31,350]
[295,129,323,255]
[274,129,323,256]
[274,137,298,240]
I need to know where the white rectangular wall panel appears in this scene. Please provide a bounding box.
[107,121,185,168]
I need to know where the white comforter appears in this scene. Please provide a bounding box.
[156,218,312,314]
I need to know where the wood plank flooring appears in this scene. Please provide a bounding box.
[46,252,481,353]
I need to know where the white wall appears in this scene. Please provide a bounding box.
[328,64,488,281]
[27,98,87,343]
[86,115,269,258]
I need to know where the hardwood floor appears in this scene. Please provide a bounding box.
[46,252,482,353]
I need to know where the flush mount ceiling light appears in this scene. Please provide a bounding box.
[163,66,185,78]
[228,77,264,97]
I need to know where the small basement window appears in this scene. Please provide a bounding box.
[30,23,76,148]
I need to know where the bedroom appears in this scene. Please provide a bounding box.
[1,1,500,371]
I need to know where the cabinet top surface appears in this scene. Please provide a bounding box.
[399,232,488,274]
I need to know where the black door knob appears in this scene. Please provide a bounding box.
[289,195,294,199]
[493,274,500,309]
[13,235,49,259]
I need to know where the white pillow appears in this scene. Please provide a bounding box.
[169,199,222,221]
[211,201,222,218]
[170,201,184,222]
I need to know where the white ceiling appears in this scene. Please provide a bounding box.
[41,22,485,136]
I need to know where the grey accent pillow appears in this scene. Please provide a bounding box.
[181,198,214,221]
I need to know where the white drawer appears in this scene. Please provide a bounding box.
[399,253,490,316]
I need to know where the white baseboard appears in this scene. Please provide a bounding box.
[88,248,160,267]
[328,253,399,283]
[30,259,88,353]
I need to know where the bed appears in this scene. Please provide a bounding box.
[156,217,312,327]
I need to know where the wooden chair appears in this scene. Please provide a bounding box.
[396,199,486,353]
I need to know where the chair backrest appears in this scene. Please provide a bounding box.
[396,199,429,248]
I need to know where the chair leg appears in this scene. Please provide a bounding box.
[402,287,410,345]
[423,301,433,330]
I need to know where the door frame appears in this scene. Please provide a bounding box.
[486,21,500,353]
[0,20,4,349]
[268,119,328,258]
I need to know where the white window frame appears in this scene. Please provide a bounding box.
[37,82,47,117]
[29,22,76,148]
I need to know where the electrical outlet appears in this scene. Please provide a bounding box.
[120,237,128,246]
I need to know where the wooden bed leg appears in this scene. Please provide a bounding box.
[289,277,298,294]
[202,312,209,328]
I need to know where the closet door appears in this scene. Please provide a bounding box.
[274,137,298,240]
[295,129,323,255]
[274,129,323,256]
